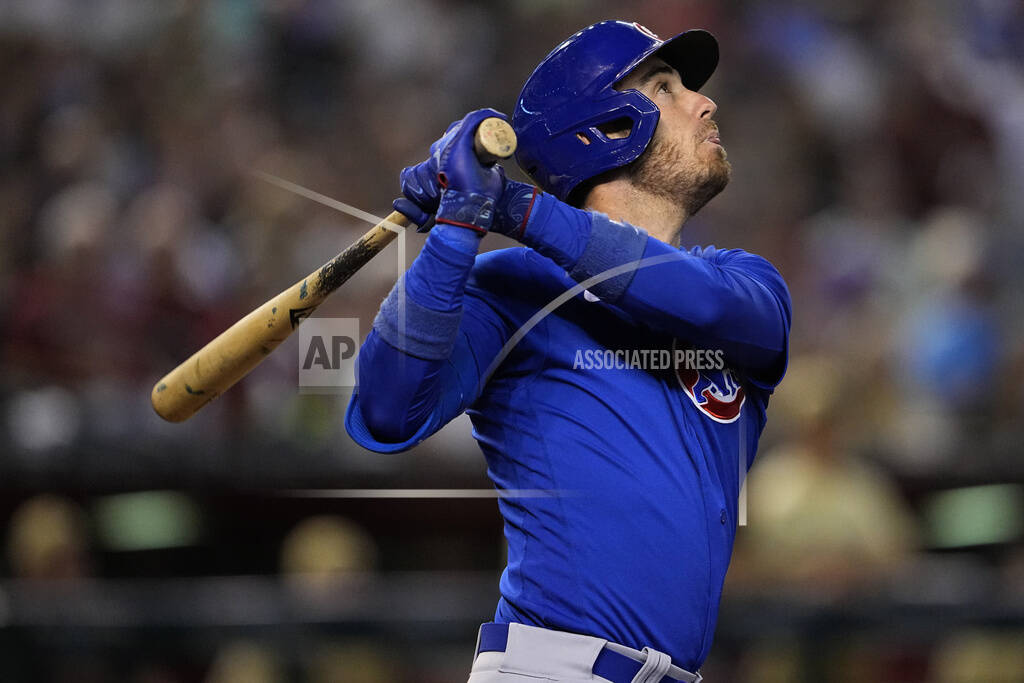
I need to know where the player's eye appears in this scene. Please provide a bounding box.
[656,81,671,94]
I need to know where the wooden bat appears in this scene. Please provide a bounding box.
[151,117,517,422]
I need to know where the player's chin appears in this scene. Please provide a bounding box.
[706,155,732,186]
[701,158,731,203]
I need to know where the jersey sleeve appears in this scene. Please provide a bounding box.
[514,193,791,389]
[345,325,490,453]
[344,248,520,453]
[622,239,792,390]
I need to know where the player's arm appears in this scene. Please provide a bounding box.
[395,149,789,387]
[345,251,510,450]
[493,187,791,386]
[345,110,511,451]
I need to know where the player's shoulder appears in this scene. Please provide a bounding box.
[687,244,790,295]
[685,243,772,267]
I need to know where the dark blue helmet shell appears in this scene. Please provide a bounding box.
[512,21,718,202]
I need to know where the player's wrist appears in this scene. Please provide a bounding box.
[492,180,540,239]
[501,190,593,270]
[435,189,495,233]
[430,221,486,254]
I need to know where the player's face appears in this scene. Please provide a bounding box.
[617,56,731,215]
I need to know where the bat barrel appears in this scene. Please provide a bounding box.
[151,217,406,422]
[151,298,300,422]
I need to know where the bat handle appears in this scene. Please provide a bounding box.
[398,117,517,228]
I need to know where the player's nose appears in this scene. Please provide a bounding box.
[698,94,717,119]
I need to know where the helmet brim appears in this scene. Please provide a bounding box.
[618,29,719,93]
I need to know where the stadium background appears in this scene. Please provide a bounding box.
[2,0,1023,680]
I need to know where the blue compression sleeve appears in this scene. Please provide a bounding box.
[515,192,648,296]
[516,192,592,269]
[373,224,481,359]
[406,224,483,308]
[347,224,507,449]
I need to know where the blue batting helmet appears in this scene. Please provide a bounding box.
[512,21,719,203]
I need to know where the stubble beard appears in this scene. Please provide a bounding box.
[627,133,732,217]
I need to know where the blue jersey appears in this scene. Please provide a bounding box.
[346,200,790,671]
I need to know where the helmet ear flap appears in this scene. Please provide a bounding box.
[563,118,647,208]
[515,94,657,195]
[553,91,660,199]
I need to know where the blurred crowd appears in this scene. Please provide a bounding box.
[2,0,1024,680]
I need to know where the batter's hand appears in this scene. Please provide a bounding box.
[433,108,507,233]
[393,120,461,230]
[394,110,538,237]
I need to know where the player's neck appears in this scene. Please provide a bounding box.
[583,181,687,247]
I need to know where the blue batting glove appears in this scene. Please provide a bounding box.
[393,119,462,230]
[433,108,507,234]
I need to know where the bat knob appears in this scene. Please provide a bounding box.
[474,118,517,164]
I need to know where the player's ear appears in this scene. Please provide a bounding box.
[574,118,633,147]
[596,117,633,141]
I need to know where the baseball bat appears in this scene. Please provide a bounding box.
[151,117,517,422]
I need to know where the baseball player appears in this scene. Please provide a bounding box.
[345,21,791,683]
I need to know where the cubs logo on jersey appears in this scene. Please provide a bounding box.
[677,365,746,423]
[671,340,746,423]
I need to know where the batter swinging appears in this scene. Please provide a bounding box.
[345,20,791,683]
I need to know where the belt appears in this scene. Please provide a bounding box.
[477,623,697,683]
